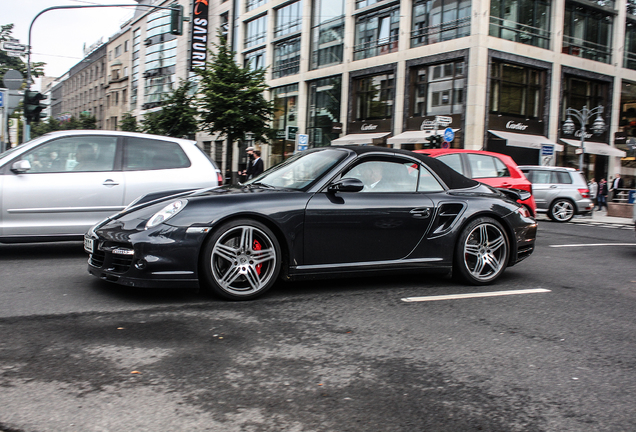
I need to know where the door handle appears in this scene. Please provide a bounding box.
[410,208,431,218]
[550,185,558,188]
[102,179,120,187]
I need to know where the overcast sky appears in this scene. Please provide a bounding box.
[4,0,138,86]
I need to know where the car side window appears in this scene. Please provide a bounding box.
[124,137,191,170]
[436,153,464,175]
[493,157,510,177]
[19,136,117,173]
[466,154,502,179]
[556,171,572,184]
[418,165,444,192]
[344,160,419,192]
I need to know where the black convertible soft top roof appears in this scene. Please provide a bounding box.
[338,145,480,190]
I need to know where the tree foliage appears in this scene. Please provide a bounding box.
[195,32,274,144]
[1,24,46,82]
[119,112,139,132]
[141,80,198,138]
[29,113,97,139]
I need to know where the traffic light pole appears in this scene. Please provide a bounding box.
[24,3,185,142]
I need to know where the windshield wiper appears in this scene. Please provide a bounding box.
[250,182,277,189]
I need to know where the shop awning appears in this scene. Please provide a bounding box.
[331,132,391,146]
[488,130,563,152]
[387,129,460,145]
[560,138,626,157]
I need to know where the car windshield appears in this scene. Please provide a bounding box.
[245,148,347,190]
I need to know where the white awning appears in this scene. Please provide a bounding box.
[560,138,626,157]
[387,129,460,145]
[488,130,563,152]
[331,132,391,146]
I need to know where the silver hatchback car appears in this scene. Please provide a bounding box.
[518,165,593,222]
[0,130,221,243]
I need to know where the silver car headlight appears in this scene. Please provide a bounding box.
[146,200,187,229]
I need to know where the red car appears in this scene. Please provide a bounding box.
[414,149,537,217]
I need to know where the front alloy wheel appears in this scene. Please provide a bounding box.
[455,217,509,285]
[202,219,281,300]
[549,199,574,222]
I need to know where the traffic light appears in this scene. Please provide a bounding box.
[425,134,443,148]
[170,3,184,35]
[24,91,48,123]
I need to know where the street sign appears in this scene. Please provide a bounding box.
[0,91,4,108]
[435,115,452,125]
[443,127,455,142]
[3,70,23,90]
[441,141,450,149]
[297,134,309,152]
[1,41,28,54]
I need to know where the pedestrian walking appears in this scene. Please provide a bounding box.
[610,173,624,202]
[588,178,598,210]
[597,178,608,211]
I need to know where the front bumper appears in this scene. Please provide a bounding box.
[85,224,210,289]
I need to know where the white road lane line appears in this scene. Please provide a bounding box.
[549,243,636,248]
[402,288,551,303]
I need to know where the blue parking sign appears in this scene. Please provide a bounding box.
[443,127,454,142]
[0,91,4,107]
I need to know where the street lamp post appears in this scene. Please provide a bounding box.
[562,105,607,171]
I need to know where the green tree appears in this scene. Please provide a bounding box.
[196,32,274,182]
[141,80,198,138]
[1,24,45,81]
[30,117,62,138]
[79,113,97,129]
[119,112,139,132]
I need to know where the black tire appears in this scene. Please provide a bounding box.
[548,199,575,222]
[454,217,510,285]
[201,219,281,300]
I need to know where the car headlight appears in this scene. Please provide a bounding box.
[146,200,187,229]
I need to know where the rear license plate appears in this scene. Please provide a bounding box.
[84,236,95,254]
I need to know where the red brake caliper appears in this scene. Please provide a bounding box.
[253,240,262,275]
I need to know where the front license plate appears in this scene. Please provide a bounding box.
[84,236,95,254]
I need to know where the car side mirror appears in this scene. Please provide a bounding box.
[328,178,364,193]
[11,160,32,174]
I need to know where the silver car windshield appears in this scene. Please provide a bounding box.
[245,148,347,191]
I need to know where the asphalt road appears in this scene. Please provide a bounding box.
[0,219,635,432]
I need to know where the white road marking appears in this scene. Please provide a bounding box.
[402,288,551,303]
[549,243,636,248]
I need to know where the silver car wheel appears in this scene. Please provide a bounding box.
[210,224,278,297]
[462,222,508,283]
[550,199,574,222]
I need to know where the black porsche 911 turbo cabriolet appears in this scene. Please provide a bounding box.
[85,146,537,300]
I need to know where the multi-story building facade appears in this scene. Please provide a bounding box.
[104,26,133,130]
[60,43,107,127]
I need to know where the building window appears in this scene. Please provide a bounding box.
[272,84,299,165]
[412,0,471,47]
[247,0,267,12]
[143,10,177,108]
[625,19,636,70]
[272,37,301,78]
[311,0,345,69]
[354,5,400,60]
[490,61,544,119]
[245,15,268,49]
[410,61,465,117]
[245,48,266,70]
[275,1,302,38]
[131,28,141,108]
[308,76,342,147]
[354,73,394,121]
[562,4,613,64]
[489,0,550,49]
[561,76,607,117]
[114,44,122,58]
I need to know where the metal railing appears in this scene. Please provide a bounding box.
[411,16,470,47]
[353,35,399,60]
[489,17,550,49]
[562,35,611,64]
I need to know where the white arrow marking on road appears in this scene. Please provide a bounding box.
[549,243,636,248]
[402,288,551,302]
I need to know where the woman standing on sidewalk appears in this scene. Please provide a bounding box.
[589,178,598,210]
[597,178,608,211]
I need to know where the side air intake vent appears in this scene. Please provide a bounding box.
[429,203,465,237]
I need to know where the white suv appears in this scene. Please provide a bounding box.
[518,166,594,222]
[0,130,222,243]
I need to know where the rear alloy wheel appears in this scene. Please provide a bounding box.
[548,199,575,222]
[202,219,281,300]
[454,217,509,285]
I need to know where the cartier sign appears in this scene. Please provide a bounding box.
[505,121,529,131]
[361,123,379,131]
[488,115,544,135]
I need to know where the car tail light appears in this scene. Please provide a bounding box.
[578,188,590,198]
[516,205,532,218]
[217,171,223,185]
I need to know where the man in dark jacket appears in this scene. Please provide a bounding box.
[610,173,624,202]
[245,149,264,180]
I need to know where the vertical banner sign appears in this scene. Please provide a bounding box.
[190,0,209,71]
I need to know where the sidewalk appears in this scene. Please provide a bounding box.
[570,210,632,226]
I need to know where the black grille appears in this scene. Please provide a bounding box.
[90,250,105,268]
[429,203,465,237]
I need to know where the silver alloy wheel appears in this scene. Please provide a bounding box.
[210,225,278,296]
[462,222,508,283]
[551,200,574,222]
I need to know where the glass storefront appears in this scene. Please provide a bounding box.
[271,84,299,166]
[308,76,342,148]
